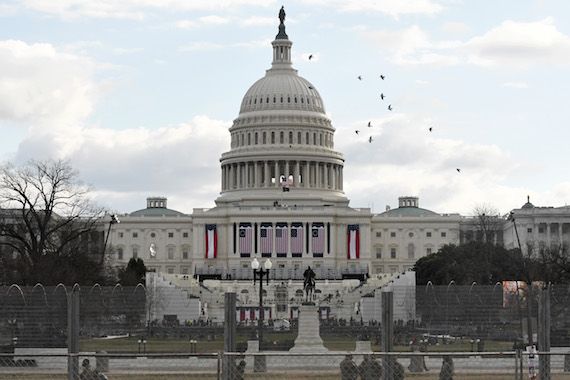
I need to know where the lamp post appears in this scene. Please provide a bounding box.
[102,214,120,264]
[251,257,272,351]
[137,337,147,354]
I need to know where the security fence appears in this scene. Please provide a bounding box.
[1,351,570,379]
[0,283,568,379]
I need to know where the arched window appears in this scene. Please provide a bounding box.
[254,132,258,145]
[287,97,291,103]
[273,97,276,103]
[288,131,293,144]
[313,133,317,145]
[306,132,309,144]
[297,131,301,144]
[280,131,284,144]
[247,133,251,145]
[263,132,266,144]
[271,132,275,144]
[280,97,283,103]
[319,133,323,146]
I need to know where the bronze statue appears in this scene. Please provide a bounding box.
[279,6,286,24]
[303,266,316,302]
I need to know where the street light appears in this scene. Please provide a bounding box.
[102,214,120,264]
[138,337,147,354]
[251,258,272,351]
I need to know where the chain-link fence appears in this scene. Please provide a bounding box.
[1,351,570,379]
[0,283,569,379]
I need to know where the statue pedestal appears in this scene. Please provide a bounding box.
[289,303,328,353]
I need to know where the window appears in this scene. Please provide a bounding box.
[167,267,174,274]
[297,131,301,144]
[150,232,156,238]
[132,232,138,238]
[313,133,317,145]
[441,232,447,238]
[263,132,266,144]
[306,132,309,144]
[117,248,123,260]
[408,232,414,238]
[319,134,323,146]
[168,232,174,238]
[426,248,432,255]
[183,232,189,238]
[280,131,284,144]
[390,232,396,238]
[407,243,415,259]
[538,227,544,233]
[426,232,432,238]
[182,250,188,259]
[527,228,533,233]
[289,131,293,144]
[375,247,382,259]
[389,265,398,274]
[390,248,396,259]
[255,132,258,145]
[247,133,251,145]
[271,132,275,144]
[118,232,124,238]
[132,247,138,259]
[376,231,381,238]
[168,247,175,260]
[181,267,189,274]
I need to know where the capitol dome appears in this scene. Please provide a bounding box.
[239,73,325,114]
[216,8,348,207]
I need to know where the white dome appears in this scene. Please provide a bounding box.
[239,72,325,114]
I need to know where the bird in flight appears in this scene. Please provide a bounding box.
[428,127,432,132]
[368,136,373,143]
[355,130,360,135]
[380,93,385,100]
[357,75,362,81]
[456,168,461,173]
[368,121,372,128]
[380,74,386,80]
[308,54,313,60]
[388,104,393,111]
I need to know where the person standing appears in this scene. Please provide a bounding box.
[340,354,359,380]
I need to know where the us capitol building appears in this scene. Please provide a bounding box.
[104,10,570,323]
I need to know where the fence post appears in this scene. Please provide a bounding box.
[382,291,394,380]
[538,286,551,380]
[67,285,80,380]
[223,292,236,380]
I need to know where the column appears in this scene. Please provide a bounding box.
[264,161,270,187]
[244,162,249,188]
[228,164,233,189]
[325,163,330,188]
[254,161,258,188]
[221,166,226,190]
[331,165,336,190]
[274,161,279,187]
[547,223,551,248]
[339,167,343,190]
[294,161,300,187]
[303,162,308,188]
[315,162,320,189]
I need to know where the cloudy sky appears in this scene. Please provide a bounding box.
[1,0,569,216]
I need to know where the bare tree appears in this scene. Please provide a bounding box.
[0,159,106,285]
[473,204,502,244]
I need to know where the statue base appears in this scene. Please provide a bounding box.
[289,304,328,353]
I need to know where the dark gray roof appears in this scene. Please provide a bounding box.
[129,208,186,217]
[378,207,439,217]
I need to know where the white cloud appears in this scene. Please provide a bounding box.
[16,116,230,212]
[336,114,526,214]
[502,81,529,89]
[363,18,570,68]
[300,0,443,17]
[442,21,470,35]
[464,18,570,68]
[239,15,274,27]
[20,0,275,20]
[0,39,100,132]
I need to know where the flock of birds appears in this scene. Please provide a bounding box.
[307,54,461,173]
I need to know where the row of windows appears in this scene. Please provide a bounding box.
[375,231,447,238]
[231,130,333,149]
[374,245,435,259]
[118,231,190,239]
[116,246,190,260]
[244,94,322,109]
